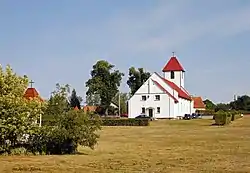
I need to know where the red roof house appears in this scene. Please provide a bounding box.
[192,97,206,110]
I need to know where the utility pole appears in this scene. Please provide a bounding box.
[118,92,121,117]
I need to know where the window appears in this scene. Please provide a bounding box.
[157,107,160,113]
[142,107,145,114]
[155,95,160,101]
[171,71,175,79]
[141,95,146,101]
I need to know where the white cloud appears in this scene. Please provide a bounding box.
[91,1,250,56]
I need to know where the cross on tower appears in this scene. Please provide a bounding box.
[172,51,175,57]
[29,80,35,88]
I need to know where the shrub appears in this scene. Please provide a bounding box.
[231,110,242,121]
[214,110,231,125]
[1,110,101,155]
[27,110,101,155]
[101,118,150,126]
[10,147,27,155]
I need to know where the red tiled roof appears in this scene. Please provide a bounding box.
[159,76,192,101]
[192,97,205,108]
[151,79,178,103]
[24,88,43,102]
[162,56,185,72]
[83,106,97,112]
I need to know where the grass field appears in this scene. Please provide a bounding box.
[1,116,250,173]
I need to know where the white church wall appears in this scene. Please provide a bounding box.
[163,71,184,88]
[128,73,177,118]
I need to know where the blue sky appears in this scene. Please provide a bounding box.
[1,0,250,103]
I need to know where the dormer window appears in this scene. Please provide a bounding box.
[171,71,175,79]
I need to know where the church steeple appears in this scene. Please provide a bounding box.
[162,53,185,88]
[24,80,43,102]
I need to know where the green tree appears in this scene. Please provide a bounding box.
[229,95,250,111]
[127,67,151,95]
[0,65,46,153]
[112,92,128,114]
[215,103,230,112]
[42,83,71,125]
[203,99,216,110]
[86,60,124,115]
[69,89,82,109]
[85,94,101,106]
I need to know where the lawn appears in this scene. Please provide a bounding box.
[1,117,250,173]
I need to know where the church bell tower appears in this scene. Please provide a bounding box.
[162,52,185,88]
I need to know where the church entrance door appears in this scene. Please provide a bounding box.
[148,109,153,117]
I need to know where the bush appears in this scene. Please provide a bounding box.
[1,110,101,155]
[101,118,150,126]
[27,110,101,155]
[214,110,232,125]
[10,147,27,155]
[231,110,242,121]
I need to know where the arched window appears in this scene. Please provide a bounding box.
[171,71,175,79]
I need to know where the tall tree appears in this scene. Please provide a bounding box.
[85,94,101,106]
[86,60,124,115]
[69,89,82,109]
[0,65,46,152]
[127,67,151,95]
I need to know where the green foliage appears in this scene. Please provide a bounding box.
[10,147,27,156]
[230,95,250,111]
[0,65,101,155]
[85,94,101,106]
[101,118,150,126]
[203,99,216,110]
[112,92,128,114]
[86,60,124,114]
[28,110,101,155]
[214,110,232,125]
[215,103,230,112]
[0,65,46,154]
[42,83,71,126]
[69,89,81,109]
[127,67,151,95]
[214,110,242,125]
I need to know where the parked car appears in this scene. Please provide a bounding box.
[135,114,153,121]
[183,114,192,120]
[192,113,201,119]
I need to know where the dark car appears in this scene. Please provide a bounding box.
[135,114,153,121]
[183,114,192,120]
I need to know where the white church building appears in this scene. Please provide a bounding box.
[128,55,196,119]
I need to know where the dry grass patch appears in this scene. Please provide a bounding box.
[1,117,250,172]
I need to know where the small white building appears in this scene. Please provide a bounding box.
[128,55,196,119]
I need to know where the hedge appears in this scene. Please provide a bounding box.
[101,118,150,126]
[214,110,242,125]
[196,109,215,115]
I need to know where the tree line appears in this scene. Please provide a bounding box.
[204,95,250,113]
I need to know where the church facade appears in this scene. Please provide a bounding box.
[128,55,197,119]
